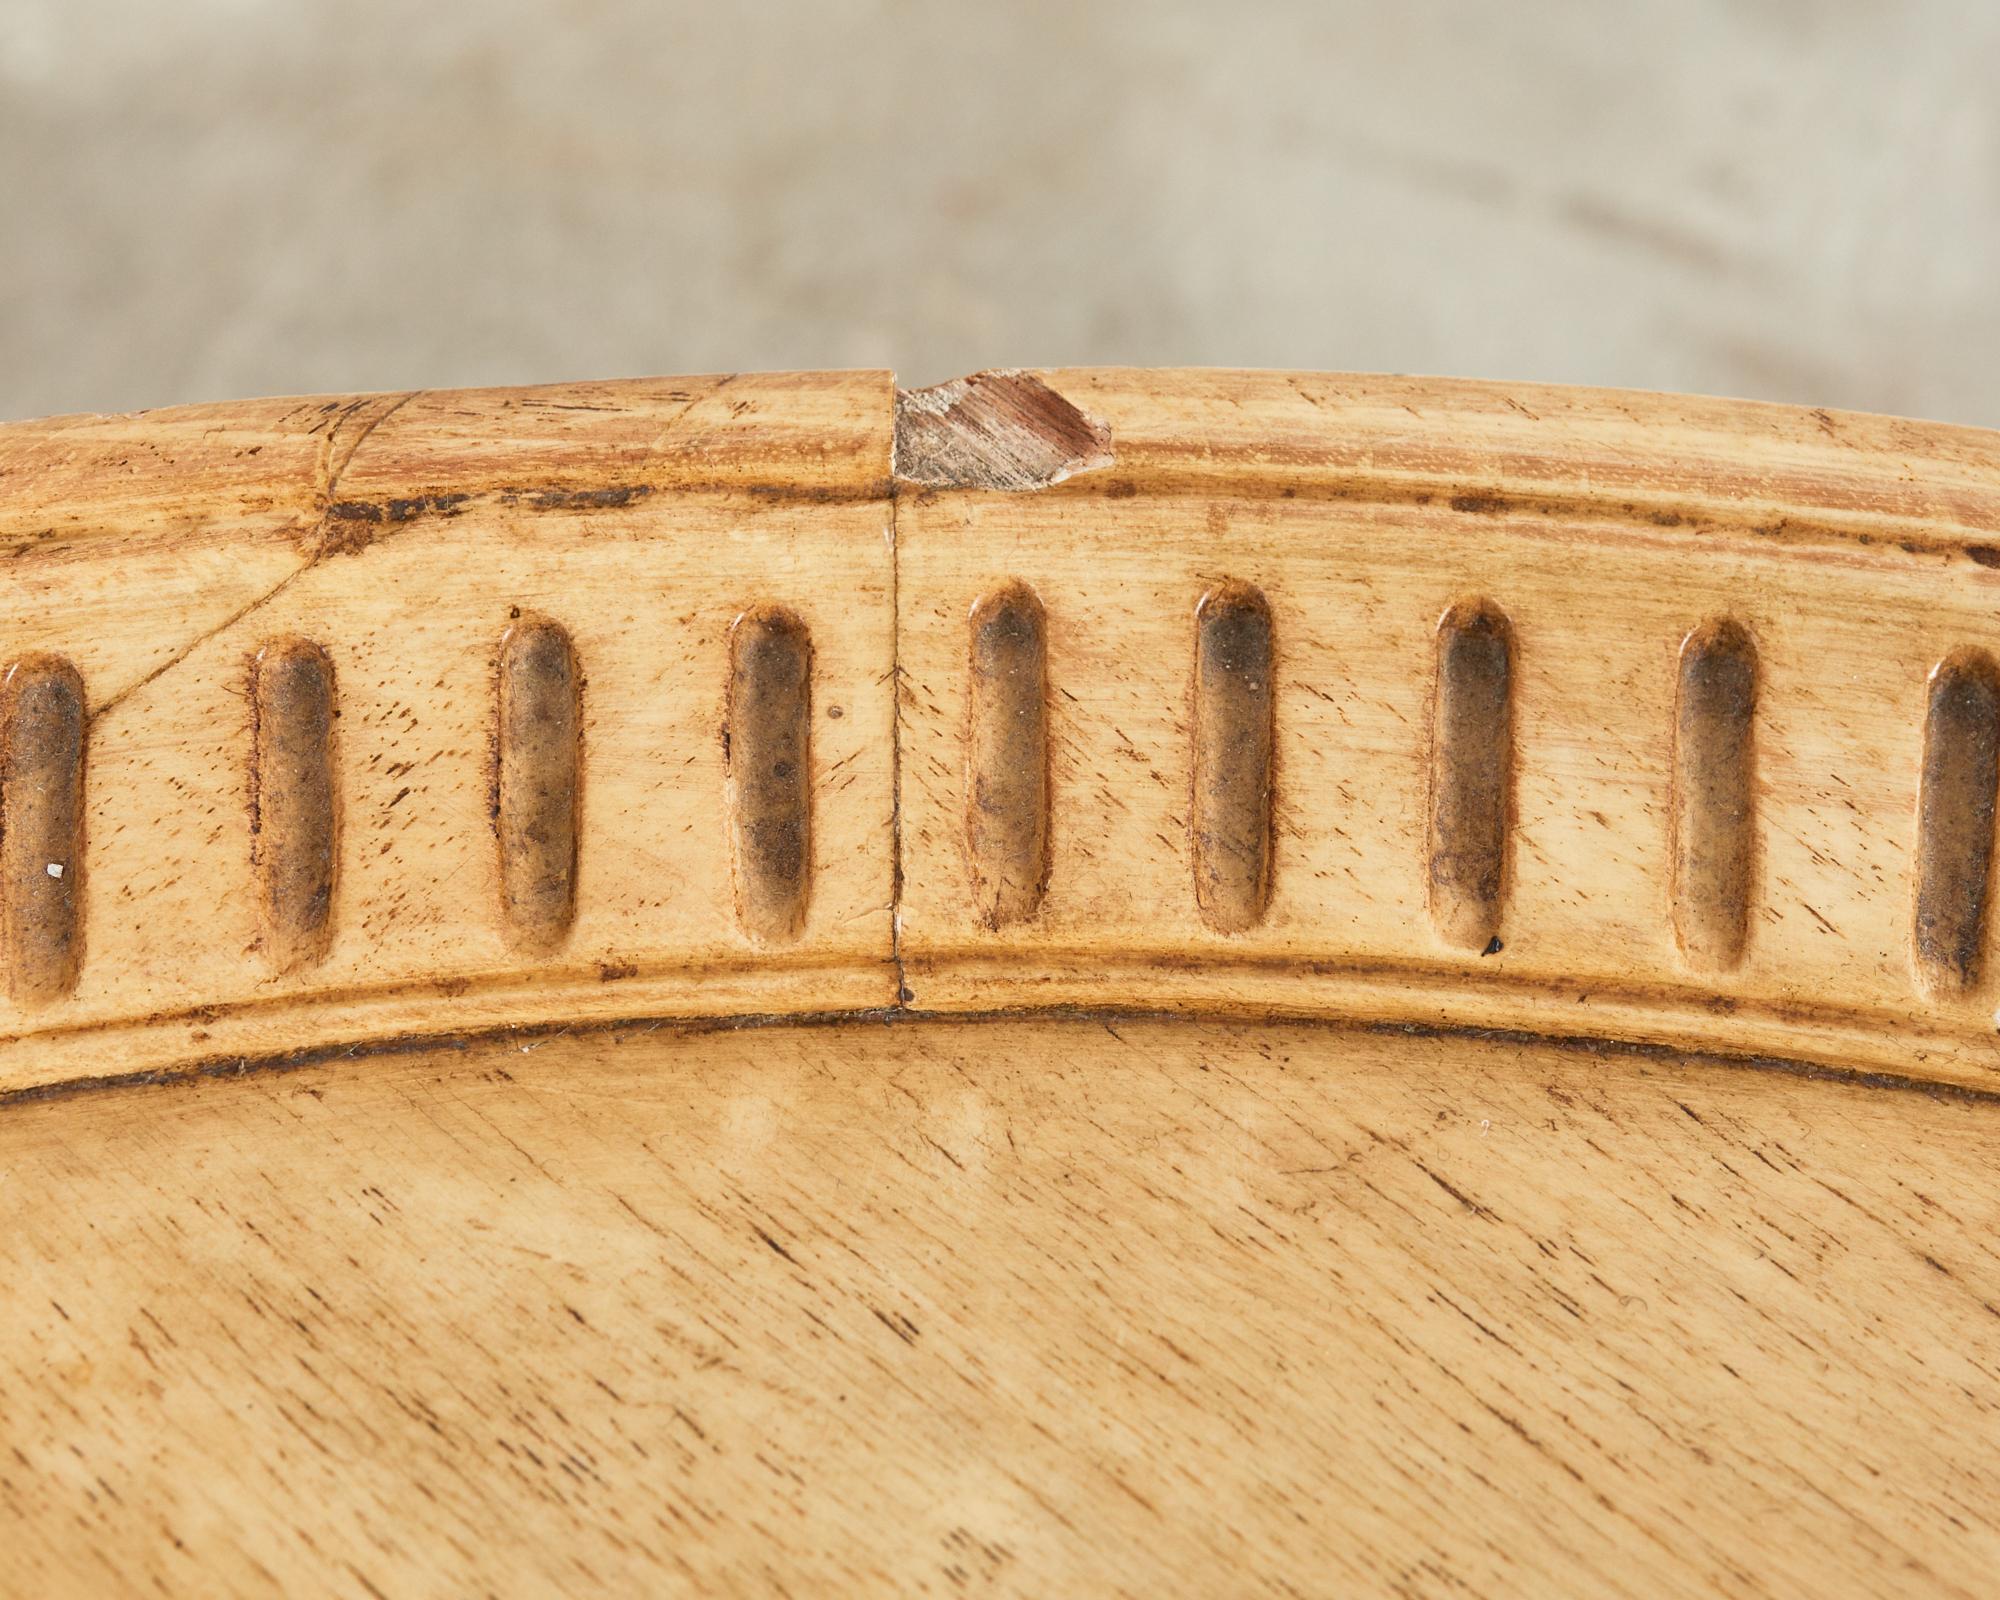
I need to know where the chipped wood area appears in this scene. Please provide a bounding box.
[3,1018,1997,1596]
[893,369,1112,491]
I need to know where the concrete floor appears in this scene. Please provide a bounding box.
[3,1,1997,426]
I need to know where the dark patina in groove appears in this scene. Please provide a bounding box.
[250,639,340,975]
[966,583,1050,928]
[496,618,583,953]
[1913,649,2000,997]
[1192,582,1275,933]
[0,655,86,1004]
[1672,619,1758,971]
[1428,599,1514,952]
[728,607,813,943]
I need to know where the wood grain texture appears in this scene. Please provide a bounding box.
[2,1017,1995,1597]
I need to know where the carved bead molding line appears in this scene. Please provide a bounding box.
[7,367,2000,1093]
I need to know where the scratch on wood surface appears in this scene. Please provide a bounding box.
[90,392,421,723]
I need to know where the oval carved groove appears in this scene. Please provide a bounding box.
[966,583,1050,928]
[0,655,86,1004]
[496,617,583,953]
[1427,599,1514,953]
[1912,649,2000,997]
[1191,581,1274,933]
[727,606,813,943]
[250,638,340,975]
[1672,619,1759,971]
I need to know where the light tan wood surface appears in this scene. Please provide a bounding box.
[4,1018,1995,1597]
[5,368,2000,1594]
[0,373,898,1083]
[897,370,2000,1090]
[7,369,2000,1090]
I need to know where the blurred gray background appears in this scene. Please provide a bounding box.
[3,1,1996,425]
